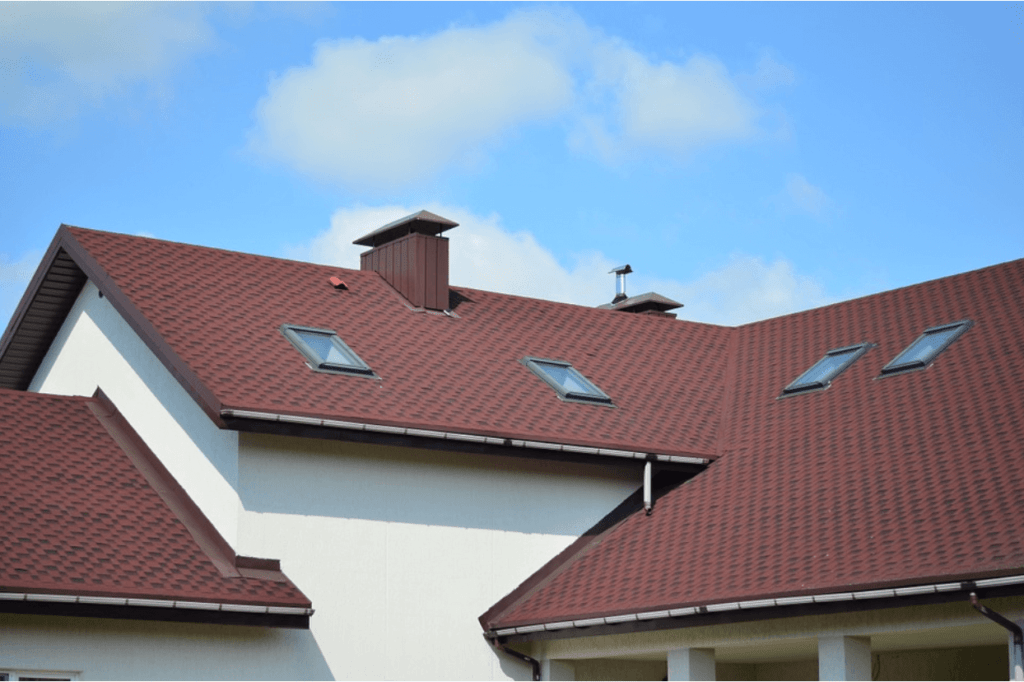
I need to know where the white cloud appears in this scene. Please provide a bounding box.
[251,9,764,188]
[748,53,796,91]
[639,255,835,326]
[289,205,834,326]
[0,250,43,330]
[784,173,831,218]
[0,3,216,126]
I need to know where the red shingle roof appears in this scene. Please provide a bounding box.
[60,226,730,458]
[0,388,310,612]
[482,258,1024,630]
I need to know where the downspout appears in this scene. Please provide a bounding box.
[970,592,1024,680]
[490,637,540,681]
[643,459,653,515]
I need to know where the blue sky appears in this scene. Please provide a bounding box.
[2,2,1021,328]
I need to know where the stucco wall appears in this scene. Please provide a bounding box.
[0,613,331,680]
[237,432,642,680]
[29,281,243,547]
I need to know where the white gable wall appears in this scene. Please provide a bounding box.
[29,280,243,548]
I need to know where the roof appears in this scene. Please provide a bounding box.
[0,388,311,626]
[2,223,1023,636]
[0,225,729,460]
[352,209,459,247]
[482,257,1024,635]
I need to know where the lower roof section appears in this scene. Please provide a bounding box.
[0,388,311,627]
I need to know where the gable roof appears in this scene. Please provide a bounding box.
[481,257,1024,637]
[0,225,729,462]
[0,388,311,627]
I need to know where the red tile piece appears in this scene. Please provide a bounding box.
[0,389,309,609]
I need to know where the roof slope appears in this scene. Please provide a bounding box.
[0,388,310,615]
[45,226,731,458]
[483,258,1024,631]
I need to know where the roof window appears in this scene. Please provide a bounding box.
[880,320,973,376]
[281,324,375,377]
[781,343,872,396]
[522,357,613,405]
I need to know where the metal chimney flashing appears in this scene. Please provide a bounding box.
[353,210,459,248]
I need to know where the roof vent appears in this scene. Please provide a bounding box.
[609,264,632,304]
[353,210,458,310]
[598,265,683,318]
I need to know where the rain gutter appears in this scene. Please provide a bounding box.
[220,409,710,467]
[0,592,313,616]
[488,574,1024,638]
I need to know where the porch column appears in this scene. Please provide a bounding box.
[667,648,716,681]
[1009,623,1024,681]
[541,659,575,681]
[818,635,871,681]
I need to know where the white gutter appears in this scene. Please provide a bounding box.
[221,409,710,467]
[0,591,313,616]
[489,573,1024,637]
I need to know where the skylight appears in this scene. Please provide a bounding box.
[781,343,872,396]
[281,324,375,377]
[880,320,973,376]
[522,357,612,405]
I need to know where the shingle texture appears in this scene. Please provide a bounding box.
[64,227,729,458]
[484,257,1024,629]
[0,389,309,607]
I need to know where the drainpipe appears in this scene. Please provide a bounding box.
[490,637,540,681]
[970,592,1024,680]
[643,460,653,515]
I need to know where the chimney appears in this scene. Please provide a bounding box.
[353,210,458,310]
[610,264,632,304]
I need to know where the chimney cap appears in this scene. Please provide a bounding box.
[353,210,459,247]
[609,264,633,275]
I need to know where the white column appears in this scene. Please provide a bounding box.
[541,659,575,681]
[667,648,716,681]
[1009,624,1024,681]
[818,636,871,681]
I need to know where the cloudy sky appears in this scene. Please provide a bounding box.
[2,2,1021,328]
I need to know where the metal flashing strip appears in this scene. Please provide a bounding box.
[0,592,312,616]
[488,574,1024,637]
[221,409,710,466]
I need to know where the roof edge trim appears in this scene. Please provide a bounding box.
[486,573,1024,640]
[220,408,710,466]
[58,226,226,426]
[0,591,313,616]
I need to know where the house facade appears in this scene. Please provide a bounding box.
[2,213,1023,680]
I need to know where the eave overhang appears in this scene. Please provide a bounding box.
[484,573,1024,645]
[0,225,226,426]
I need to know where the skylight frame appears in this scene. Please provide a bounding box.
[780,342,873,397]
[521,356,614,406]
[280,324,377,378]
[879,319,973,377]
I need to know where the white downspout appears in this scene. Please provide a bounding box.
[643,460,653,515]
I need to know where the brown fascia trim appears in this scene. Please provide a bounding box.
[479,473,695,632]
[0,598,309,629]
[223,413,710,474]
[487,576,1024,646]
[87,388,296,589]
[57,225,226,427]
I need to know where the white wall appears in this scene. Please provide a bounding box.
[26,281,644,680]
[237,433,642,680]
[0,613,331,680]
[29,281,243,547]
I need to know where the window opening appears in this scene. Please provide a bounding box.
[880,320,973,376]
[281,325,376,377]
[781,343,872,396]
[522,357,613,405]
